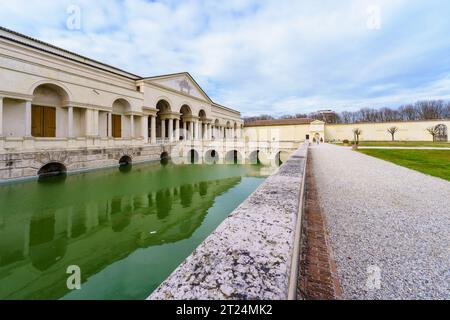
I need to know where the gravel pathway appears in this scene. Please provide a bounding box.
[311,143,450,300]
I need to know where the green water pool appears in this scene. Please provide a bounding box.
[0,162,273,300]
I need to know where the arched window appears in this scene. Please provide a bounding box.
[112,99,131,138]
[32,84,69,138]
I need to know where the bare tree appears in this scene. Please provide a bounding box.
[243,114,275,123]
[444,102,450,119]
[387,126,399,141]
[353,128,362,145]
[398,104,418,121]
[426,126,438,142]
[416,100,444,120]
[340,111,351,124]
[280,114,296,119]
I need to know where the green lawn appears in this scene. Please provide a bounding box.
[335,141,450,148]
[358,149,450,181]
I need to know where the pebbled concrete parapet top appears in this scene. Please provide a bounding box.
[148,144,308,300]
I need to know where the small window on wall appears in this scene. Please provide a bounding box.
[306,134,310,140]
[32,105,56,137]
[112,114,122,138]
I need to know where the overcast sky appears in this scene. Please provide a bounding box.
[1,0,450,116]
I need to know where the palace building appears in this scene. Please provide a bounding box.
[0,27,250,181]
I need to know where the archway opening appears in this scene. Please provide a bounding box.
[225,150,241,164]
[38,162,67,179]
[313,133,321,143]
[31,84,69,138]
[156,100,172,139]
[275,152,283,167]
[275,151,289,167]
[205,149,219,164]
[225,121,231,139]
[160,151,170,166]
[213,119,220,140]
[112,99,131,139]
[249,150,261,165]
[198,110,207,120]
[180,104,192,140]
[188,149,199,164]
[119,155,132,166]
[198,110,207,139]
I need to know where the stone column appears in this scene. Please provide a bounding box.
[189,122,194,140]
[142,115,149,142]
[161,118,166,139]
[183,121,187,139]
[168,118,173,142]
[93,109,99,137]
[25,101,32,137]
[195,121,199,141]
[151,115,156,144]
[84,109,91,136]
[175,119,180,141]
[130,115,134,138]
[0,97,3,137]
[107,113,112,138]
[67,106,74,138]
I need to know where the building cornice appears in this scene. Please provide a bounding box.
[0,90,33,101]
[0,27,141,80]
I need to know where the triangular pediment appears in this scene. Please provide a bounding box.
[144,73,211,102]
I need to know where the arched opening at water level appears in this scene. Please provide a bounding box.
[119,155,132,166]
[225,150,241,164]
[38,162,67,179]
[160,152,170,166]
[205,149,219,164]
[188,149,199,164]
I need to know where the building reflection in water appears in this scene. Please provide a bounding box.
[0,163,270,300]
